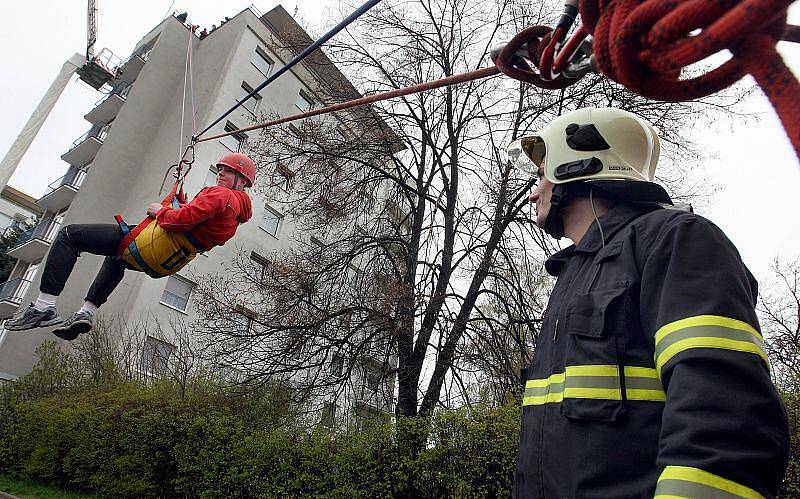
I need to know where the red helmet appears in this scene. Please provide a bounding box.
[217,153,256,187]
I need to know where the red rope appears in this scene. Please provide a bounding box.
[196,67,500,143]
[577,0,800,156]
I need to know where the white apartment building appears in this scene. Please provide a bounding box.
[0,6,399,425]
[0,186,42,233]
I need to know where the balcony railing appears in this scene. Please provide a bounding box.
[7,215,63,264]
[85,83,131,124]
[69,123,110,151]
[37,168,87,212]
[94,82,131,108]
[12,216,61,249]
[45,168,87,196]
[116,47,152,84]
[62,123,109,166]
[0,277,30,306]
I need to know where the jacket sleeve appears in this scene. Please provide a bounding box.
[155,188,224,231]
[639,216,789,498]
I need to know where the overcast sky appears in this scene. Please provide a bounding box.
[0,2,798,281]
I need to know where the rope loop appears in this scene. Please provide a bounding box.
[494,25,581,89]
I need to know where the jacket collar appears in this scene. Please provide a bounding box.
[544,203,658,276]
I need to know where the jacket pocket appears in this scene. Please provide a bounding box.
[560,282,630,422]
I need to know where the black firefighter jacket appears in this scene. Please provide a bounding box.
[513,203,789,499]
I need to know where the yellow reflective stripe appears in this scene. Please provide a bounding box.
[522,365,665,406]
[624,365,660,378]
[563,387,621,400]
[655,315,762,344]
[654,315,768,375]
[523,391,564,406]
[656,466,764,499]
[657,338,769,375]
[524,372,565,406]
[627,389,666,402]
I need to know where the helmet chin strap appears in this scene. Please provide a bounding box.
[543,184,569,239]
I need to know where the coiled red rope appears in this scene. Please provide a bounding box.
[582,0,799,156]
[495,0,800,157]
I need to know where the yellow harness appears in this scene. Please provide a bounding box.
[115,188,204,278]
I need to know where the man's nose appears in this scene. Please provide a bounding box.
[528,186,540,204]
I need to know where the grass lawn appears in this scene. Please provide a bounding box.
[0,474,95,498]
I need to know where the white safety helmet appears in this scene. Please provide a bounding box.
[508,107,671,205]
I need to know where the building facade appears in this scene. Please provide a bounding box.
[0,6,397,425]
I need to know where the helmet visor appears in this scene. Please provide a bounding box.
[520,135,546,168]
[506,138,539,178]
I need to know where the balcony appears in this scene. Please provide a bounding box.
[85,83,131,124]
[116,48,151,85]
[61,123,109,167]
[37,168,87,212]
[7,215,63,264]
[0,277,32,318]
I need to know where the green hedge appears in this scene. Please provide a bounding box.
[1,342,797,497]
[0,384,520,498]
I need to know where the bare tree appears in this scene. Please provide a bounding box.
[193,0,745,418]
[761,257,800,391]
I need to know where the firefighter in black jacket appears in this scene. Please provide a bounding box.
[508,107,789,498]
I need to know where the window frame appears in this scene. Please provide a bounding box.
[251,47,273,76]
[159,274,194,313]
[219,122,247,152]
[250,251,270,283]
[234,304,257,336]
[274,162,295,191]
[295,90,313,113]
[330,354,344,377]
[259,205,282,238]
[204,166,219,188]
[141,336,176,376]
[237,81,261,115]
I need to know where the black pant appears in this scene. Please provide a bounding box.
[40,224,140,307]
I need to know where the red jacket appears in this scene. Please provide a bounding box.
[155,186,252,250]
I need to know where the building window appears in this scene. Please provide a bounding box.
[218,365,242,383]
[275,162,295,191]
[330,354,344,376]
[237,82,261,114]
[234,304,257,335]
[0,213,13,231]
[250,251,270,283]
[141,336,175,376]
[336,126,350,141]
[364,369,382,394]
[295,91,313,112]
[160,275,194,312]
[204,167,218,187]
[320,402,336,427]
[251,47,273,76]
[219,122,247,152]
[259,205,282,238]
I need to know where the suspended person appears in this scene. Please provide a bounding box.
[508,107,789,498]
[6,153,255,340]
